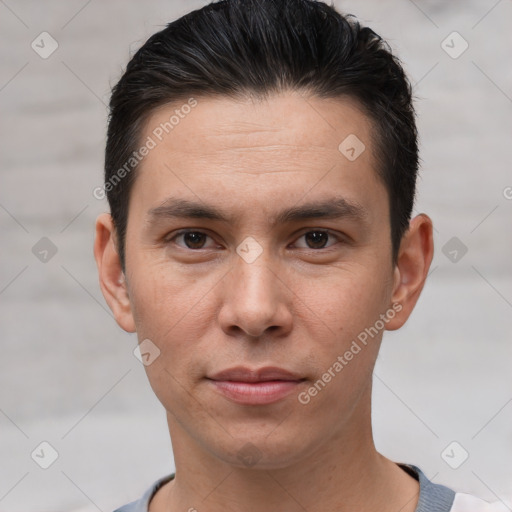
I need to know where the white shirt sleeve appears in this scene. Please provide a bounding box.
[450,492,512,512]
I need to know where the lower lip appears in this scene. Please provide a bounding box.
[208,379,305,405]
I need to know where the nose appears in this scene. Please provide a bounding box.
[217,250,293,339]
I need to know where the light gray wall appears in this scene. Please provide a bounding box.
[1,0,511,510]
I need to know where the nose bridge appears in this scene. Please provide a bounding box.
[218,240,291,337]
[232,243,278,306]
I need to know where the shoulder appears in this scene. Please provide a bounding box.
[112,474,175,512]
[399,464,511,512]
[113,500,141,512]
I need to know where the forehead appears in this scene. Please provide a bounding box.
[141,91,373,163]
[130,91,385,219]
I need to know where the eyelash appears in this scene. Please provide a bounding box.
[165,229,345,251]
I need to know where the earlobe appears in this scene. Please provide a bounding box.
[386,214,434,331]
[93,213,136,333]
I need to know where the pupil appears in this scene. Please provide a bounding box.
[306,231,327,249]
[185,232,205,248]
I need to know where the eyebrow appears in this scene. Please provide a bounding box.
[146,196,368,227]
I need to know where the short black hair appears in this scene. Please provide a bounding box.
[105,0,418,271]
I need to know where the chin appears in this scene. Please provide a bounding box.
[212,432,318,471]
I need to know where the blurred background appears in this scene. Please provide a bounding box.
[1,0,511,510]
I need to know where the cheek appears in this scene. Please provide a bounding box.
[127,263,221,383]
[142,353,210,433]
[295,274,387,411]
[128,258,207,336]
[299,263,392,335]
[133,286,212,414]
[292,265,392,390]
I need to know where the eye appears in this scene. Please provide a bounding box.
[169,230,217,250]
[166,229,344,252]
[293,230,341,250]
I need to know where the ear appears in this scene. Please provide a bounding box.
[386,214,434,331]
[93,213,136,333]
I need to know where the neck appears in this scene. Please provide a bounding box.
[150,387,419,512]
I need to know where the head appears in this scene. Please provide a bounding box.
[95,0,433,469]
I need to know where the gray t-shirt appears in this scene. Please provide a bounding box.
[113,463,457,512]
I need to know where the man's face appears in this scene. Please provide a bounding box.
[121,92,399,468]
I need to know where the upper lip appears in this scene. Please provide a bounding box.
[207,366,304,382]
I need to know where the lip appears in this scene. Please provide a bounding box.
[206,366,306,405]
[208,366,303,382]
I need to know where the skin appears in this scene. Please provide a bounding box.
[94,91,433,512]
